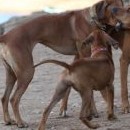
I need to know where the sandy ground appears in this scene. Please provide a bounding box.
[0,44,130,130]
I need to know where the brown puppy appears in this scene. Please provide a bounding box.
[34,30,118,130]
[0,0,125,128]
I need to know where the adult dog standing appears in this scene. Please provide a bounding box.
[108,4,130,113]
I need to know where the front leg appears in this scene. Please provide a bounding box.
[120,55,130,113]
[106,85,117,120]
[59,87,71,117]
[76,41,84,58]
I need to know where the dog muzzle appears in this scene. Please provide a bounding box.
[115,21,123,31]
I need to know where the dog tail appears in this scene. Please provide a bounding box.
[34,59,71,71]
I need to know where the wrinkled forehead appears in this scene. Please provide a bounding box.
[111,6,130,14]
[111,0,123,6]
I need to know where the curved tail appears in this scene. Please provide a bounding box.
[34,59,71,71]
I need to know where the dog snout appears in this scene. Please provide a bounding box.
[113,42,119,50]
[115,21,122,31]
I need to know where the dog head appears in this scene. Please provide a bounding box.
[94,0,124,27]
[84,29,119,50]
[110,5,130,30]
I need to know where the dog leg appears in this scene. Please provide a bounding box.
[120,55,130,113]
[79,89,100,129]
[10,68,34,128]
[90,92,99,118]
[100,89,108,103]
[59,87,71,117]
[1,61,16,125]
[106,85,117,120]
[76,41,84,58]
[38,80,69,130]
[59,55,80,117]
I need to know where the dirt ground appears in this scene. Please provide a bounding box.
[0,44,130,130]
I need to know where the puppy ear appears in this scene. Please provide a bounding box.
[84,34,94,45]
[104,32,119,49]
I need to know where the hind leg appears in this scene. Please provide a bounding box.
[38,80,69,130]
[100,89,108,102]
[90,91,98,118]
[1,60,17,125]
[79,90,100,129]
[10,68,34,128]
[59,87,71,117]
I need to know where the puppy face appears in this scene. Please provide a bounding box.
[84,30,119,49]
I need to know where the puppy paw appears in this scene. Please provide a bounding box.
[92,123,100,129]
[59,110,68,117]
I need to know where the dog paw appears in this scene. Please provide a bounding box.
[5,119,16,125]
[107,114,117,121]
[92,123,100,129]
[59,110,68,117]
[86,115,93,121]
[122,106,130,114]
[92,113,99,118]
[17,121,28,128]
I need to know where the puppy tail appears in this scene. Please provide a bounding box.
[34,59,71,71]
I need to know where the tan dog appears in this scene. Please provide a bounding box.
[0,0,125,128]
[34,30,118,130]
[60,0,130,115]
[105,5,130,113]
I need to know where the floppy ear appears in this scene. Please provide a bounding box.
[95,0,123,20]
[95,1,108,20]
[84,34,94,45]
[117,0,124,7]
[105,0,123,7]
[104,32,119,49]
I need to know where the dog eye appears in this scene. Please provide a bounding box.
[111,7,118,14]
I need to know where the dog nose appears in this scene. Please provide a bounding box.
[115,21,122,31]
[113,42,119,50]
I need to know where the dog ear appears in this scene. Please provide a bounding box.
[84,34,94,45]
[104,32,119,49]
[95,0,123,20]
[117,0,124,7]
[106,0,123,7]
[95,1,108,20]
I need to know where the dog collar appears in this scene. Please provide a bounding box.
[89,6,106,31]
[91,47,108,58]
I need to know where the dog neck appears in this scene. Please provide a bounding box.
[91,47,108,58]
[88,6,105,30]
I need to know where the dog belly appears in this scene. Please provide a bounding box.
[43,41,77,55]
[52,46,77,55]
